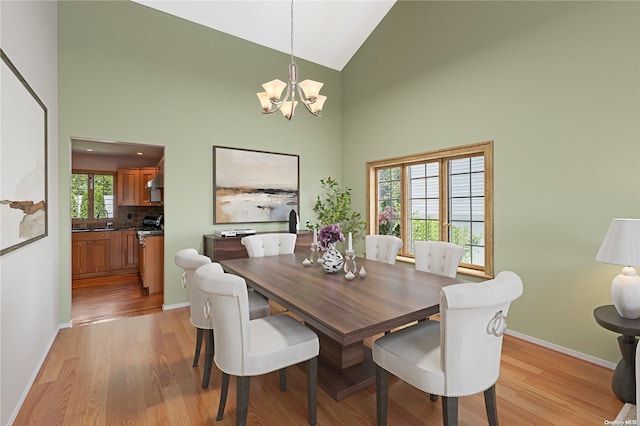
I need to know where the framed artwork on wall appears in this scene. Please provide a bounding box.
[213,146,299,224]
[1,49,48,256]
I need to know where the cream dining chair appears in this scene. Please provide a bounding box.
[173,248,270,389]
[373,271,523,425]
[365,235,403,265]
[414,241,465,278]
[240,233,297,257]
[195,263,319,426]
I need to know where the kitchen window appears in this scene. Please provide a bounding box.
[71,171,115,220]
[366,141,494,277]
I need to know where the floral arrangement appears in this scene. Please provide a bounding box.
[378,204,400,236]
[317,223,345,250]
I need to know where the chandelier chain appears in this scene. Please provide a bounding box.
[290,0,295,64]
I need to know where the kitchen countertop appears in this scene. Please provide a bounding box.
[71,227,138,233]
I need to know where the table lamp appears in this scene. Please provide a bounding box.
[596,218,640,319]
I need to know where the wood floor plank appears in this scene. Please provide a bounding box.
[14,307,624,425]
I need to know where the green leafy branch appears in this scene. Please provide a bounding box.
[306,177,366,238]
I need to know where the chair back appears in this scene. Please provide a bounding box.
[365,235,403,265]
[440,271,523,396]
[174,248,222,329]
[414,241,465,277]
[195,264,251,376]
[241,233,297,257]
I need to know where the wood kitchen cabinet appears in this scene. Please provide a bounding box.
[72,231,112,277]
[117,168,139,206]
[72,230,138,280]
[139,167,158,206]
[139,235,163,294]
[121,230,139,270]
[117,167,160,206]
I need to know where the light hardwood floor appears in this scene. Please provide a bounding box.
[71,273,163,327]
[16,306,622,425]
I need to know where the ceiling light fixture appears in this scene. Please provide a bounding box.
[256,0,326,120]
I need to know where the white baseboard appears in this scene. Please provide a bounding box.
[506,329,616,370]
[163,301,190,311]
[7,327,59,425]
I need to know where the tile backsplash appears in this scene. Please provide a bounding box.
[117,206,164,229]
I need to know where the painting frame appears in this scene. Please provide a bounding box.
[213,146,299,224]
[1,49,48,256]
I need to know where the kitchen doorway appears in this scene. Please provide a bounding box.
[70,138,165,326]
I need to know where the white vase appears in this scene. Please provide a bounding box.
[319,243,344,273]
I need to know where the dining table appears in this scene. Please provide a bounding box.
[219,252,466,401]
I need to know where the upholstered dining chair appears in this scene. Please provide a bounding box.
[373,271,523,426]
[194,263,319,426]
[241,233,297,257]
[365,235,403,265]
[414,241,465,278]
[173,248,270,389]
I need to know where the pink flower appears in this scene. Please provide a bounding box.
[317,224,345,249]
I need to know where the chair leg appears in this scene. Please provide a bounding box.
[193,328,203,367]
[307,358,317,426]
[236,376,251,426]
[279,367,287,391]
[484,385,499,426]
[442,396,458,426]
[202,329,214,389]
[216,372,230,421]
[376,365,389,426]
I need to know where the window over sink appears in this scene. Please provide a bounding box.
[71,172,115,220]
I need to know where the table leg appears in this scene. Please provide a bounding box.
[612,335,638,403]
[305,325,376,401]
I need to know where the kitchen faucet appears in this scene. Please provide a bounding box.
[96,209,109,219]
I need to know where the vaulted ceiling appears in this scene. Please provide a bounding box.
[131,0,396,71]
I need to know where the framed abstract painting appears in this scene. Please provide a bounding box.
[213,146,299,224]
[1,49,48,256]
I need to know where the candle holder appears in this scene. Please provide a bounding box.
[343,250,357,275]
[309,242,321,265]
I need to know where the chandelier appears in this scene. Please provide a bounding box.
[256,0,327,120]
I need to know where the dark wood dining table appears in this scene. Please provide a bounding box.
[220,253,466,401]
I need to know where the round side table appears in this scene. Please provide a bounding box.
[593,304,640,403]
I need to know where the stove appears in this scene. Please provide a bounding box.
[137,214,164,239]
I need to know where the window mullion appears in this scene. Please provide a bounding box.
[400,164,408,257]
[88,174,95,220]
[440,159,449,243]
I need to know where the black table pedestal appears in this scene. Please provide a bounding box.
[612,335,638,403]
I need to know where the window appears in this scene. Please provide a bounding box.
[367,141,493,277]
[71,172,115,219]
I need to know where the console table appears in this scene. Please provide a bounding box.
[593,304,640,403]
[203,231,312,262]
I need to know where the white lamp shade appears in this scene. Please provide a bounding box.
[262,79,287,101]
[256,92,272,112]
[299,79,323,101]
[309,95,327,114]
[280,100,298,119]
[596,218,640,266]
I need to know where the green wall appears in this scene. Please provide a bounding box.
[58,1,341,321]
[59,0,640,363]
[342,1,640,362]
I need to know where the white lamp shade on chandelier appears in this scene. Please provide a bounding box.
[596,218,640,319]
[256,1,327,120]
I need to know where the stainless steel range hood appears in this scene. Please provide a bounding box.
[146,172,163,189]
[146,157,164,203]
